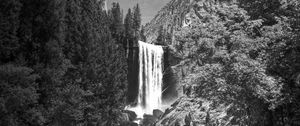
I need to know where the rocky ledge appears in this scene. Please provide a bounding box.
[121,96,234,126]
[154,97,233,126]
[121,109,164,126]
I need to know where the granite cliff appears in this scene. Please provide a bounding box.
[144,0,282,125]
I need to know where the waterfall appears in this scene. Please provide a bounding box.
[127,41,164,118]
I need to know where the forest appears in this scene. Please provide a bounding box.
[0,0,299,126]
[0,0,143,125]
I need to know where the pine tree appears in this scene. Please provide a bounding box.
[0,65,41,126]
[237,0,300,124]
[0,0,128,125]
[61,0,128,125]
[133,3,141,37]
[124,8,134,47]
[0,0,70,125]
[110,2,124,43]
[0,0,21,63]
[156,25,165,45]
[140,25,147,42]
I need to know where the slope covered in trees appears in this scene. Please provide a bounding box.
[151,0,300,125]
[1,0,299,125]
[0,0,143,125]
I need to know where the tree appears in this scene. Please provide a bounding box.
[0,0,21,63]
[171,2,284,125]
[61,0,128,125]
[237,0,300,124]
[156,25,165,45]
[0,0,128,125]
[140,25,147,42]
[15,0,71,125]
[0,65,42,125]
[124,8,134,47]
[110,2,124,43]
[262,15,300,126]
[133,4,141,37]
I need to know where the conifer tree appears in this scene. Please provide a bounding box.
[110,2,124,43]
[140,25,147,42]
[0,0,70,125]
[133,4,141,37]
[0,0,128,125]
[62,1,128,125]
[0,0,21,63]
[124,8,134,46]
[156,25,165,45]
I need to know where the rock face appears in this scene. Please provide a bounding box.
[145,0,193,43]
[121,110,139,126]
[144,0,231,44]
[142,114,158,126]
[145,0,235,98]
[155,97,233,126]
[147,0,197,102]
[138,109,164,126]
[120,121,139,126]
[143,1,244,126]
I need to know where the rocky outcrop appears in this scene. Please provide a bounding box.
[120,121,139,126]
[144,0,194,43]
[155,97,233,126]
[120,110,139,126]
[140,109,164,126]
[123,110,138,122]
[144,1,244,126]
[146,0,234,98]
[144,0,233,44]
[153,109,164,118]
[142,114,157,126]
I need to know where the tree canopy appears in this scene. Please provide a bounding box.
[170,0,300,125]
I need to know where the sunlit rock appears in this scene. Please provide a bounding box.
[155,97,233,126]
[123,110,137,121]
[153,109,164,118]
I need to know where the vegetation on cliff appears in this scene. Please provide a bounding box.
[153,0,300,125]
[1,0,299,125]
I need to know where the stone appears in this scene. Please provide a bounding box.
[142,114,158,126]
[153,109,164,118]
[120,121,138,126]
[155,97,233,126]
[120,112,130,122]
[123,110,137,121]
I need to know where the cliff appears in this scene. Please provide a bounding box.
[144,0,192,43]
[144,0,280,125]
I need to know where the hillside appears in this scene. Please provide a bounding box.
[144,0,300,125]
[144,0,234,43]
[144,0,191,43]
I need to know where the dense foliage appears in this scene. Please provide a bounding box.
[0,0,143,125]
[167,0,300,125]
[1,0,298,125]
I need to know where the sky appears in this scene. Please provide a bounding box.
[107,0,171,25]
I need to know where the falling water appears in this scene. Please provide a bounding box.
[127,41,164,118]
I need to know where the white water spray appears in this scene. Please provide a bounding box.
[128,41,164,118]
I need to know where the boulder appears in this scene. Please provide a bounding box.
[142,114,158,126]
[120,121,138,126]
[123,110,137,121]
[154,97,233,126]
[120,112,130,122]
[153,109,164,118]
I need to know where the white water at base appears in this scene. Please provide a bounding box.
[127,41,164,118]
